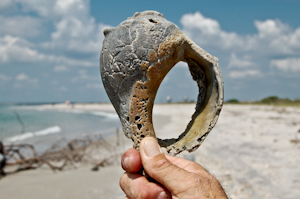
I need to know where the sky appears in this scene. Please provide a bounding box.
[0,0,300,103]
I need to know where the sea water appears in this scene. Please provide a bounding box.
[0,104,121,152]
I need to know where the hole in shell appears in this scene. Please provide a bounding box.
[137,123,142,130]
[153,61,198,140]
[149,19,158,24]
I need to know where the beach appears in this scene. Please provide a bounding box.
[1,103,300,198]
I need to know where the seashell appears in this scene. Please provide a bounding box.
[100,11,223,156]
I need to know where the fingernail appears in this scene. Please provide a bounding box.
[144,138,162,157]
[157,191,168,199]
[123,156,130,170]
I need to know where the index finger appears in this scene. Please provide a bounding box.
[121,148,142,173]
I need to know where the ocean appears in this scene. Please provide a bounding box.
[0,104,121,153]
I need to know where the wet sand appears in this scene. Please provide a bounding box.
[1,104,300,198]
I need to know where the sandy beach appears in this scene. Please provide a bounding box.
[1,103,300,199]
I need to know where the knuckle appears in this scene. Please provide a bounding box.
[119,173,128,189]
[152,155,172,172]
[147,156,177,181]
[136,184,160,199]
[137,191,147,199]
[136,188,152,199]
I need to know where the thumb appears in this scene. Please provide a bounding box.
[139,137,195,195]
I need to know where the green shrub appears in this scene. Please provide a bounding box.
[226,99,240,104]
[260,96,279,104]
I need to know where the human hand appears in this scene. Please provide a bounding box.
[120,137,228,199]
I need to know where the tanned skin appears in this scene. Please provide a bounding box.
[120,137,228,199]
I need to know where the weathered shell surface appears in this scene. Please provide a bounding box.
[100,11,223,156]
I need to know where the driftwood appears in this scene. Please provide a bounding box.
[4,143,74,173]
[0,109,124,178]
[2,131,123,176]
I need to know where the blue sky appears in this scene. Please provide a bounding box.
[0,0,300,103]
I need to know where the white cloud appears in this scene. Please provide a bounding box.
[28,0,112,57]
[181,12,300,56]
[0,35,96,67]
[229,70,263,79]
[290,28,300,49]
[16,73,29,81]
[180,11,300,81]
[56,56,95,67]
[14,73,39,88]
[16,73,38,83]
[181,12,244,50]
[0,35,46,63]
[270,58,300,72]
[54,0,88,17]
[71,70,93,82]
[253,19,299,55]
[86,83,102,89]
[0,0,15,10]
[54,65,69,72]
[16,0,55,18]
[255,19,290,39]
[44,17,110,55]
[0,0,110,70]
[181,12,221,35]
[228,53,255,68]
[0,16,43,37]
[59,86,68,91]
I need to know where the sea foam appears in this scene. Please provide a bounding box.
[91,111,118,119]
[6,126,61,142]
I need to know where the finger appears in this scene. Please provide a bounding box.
[139,137,199,195]
[165,153,228,198]
[120,172,171,199]
[121,148,142,173]
[165,154,210,177]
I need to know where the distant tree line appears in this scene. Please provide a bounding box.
[225,96,300,106]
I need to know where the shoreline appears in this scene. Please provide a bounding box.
[1,104,300,198]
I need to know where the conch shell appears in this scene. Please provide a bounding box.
[100,11,223,156]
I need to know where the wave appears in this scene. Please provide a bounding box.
[6,126,62,142]
[91,111,118,119]
[57,109,118,119]
[56,109,85,114]
[56,109,118,119]
[36,108,118,119]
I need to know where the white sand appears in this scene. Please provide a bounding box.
[1,104,300,199]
